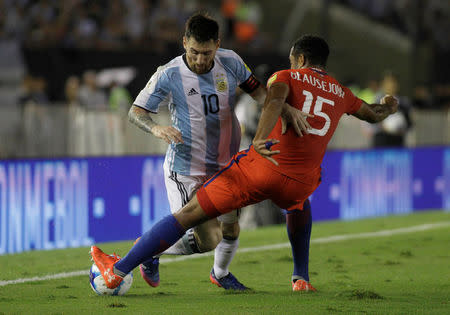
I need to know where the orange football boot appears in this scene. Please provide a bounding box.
[292,279,317,292]
[90,246,123,289]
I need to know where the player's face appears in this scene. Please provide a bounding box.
[183,36,219,74]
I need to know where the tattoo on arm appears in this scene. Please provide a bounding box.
[128,107,157,134]
[368,103,386,113]
[354,102,393,123]
[371,104,393,121]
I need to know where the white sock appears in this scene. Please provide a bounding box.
[213,238,239,279]
[162,239,191,255]
[162,229,199,255]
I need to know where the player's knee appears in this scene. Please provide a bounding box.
[222,221,240,240]
[196,226,222,252]
[174,196,210,229]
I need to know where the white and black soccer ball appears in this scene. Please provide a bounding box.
[89,263,133,296]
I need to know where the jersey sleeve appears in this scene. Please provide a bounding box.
[342,86,363,114]
[219,50,260,93]
[133,66,170,113]
[267,70,290,88]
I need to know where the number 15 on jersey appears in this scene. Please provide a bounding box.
[301,90,334,136]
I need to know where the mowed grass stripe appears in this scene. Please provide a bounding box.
[1,221,448,287]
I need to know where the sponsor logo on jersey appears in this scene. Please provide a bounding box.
[187,88,199,96]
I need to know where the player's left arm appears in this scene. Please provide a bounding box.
[252,82,290,166]
[352,95,398,123]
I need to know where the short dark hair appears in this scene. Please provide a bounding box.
[185,13,219,42]
[291,35,329,67]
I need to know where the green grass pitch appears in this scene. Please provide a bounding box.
[0,210,449,314]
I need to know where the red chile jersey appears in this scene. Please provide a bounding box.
[250,67,362,183]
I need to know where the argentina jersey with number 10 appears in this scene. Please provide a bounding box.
[134,48,253,176]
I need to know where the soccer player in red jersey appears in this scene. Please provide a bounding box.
[91,35,398,291]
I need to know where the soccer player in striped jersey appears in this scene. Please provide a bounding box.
[127,13,310,290]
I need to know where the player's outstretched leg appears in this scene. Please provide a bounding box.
[90,214,186,289]
[285,200,316,292]
[138,228,199,288]
[139,219,221,288]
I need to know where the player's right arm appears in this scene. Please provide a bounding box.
[128,106,183,144]
[352,95,398,123]
[129,65,183,144]
[252,81,290,166]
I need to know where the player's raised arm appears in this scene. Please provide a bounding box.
[128,105,183,144]
[352,95,398,123]
[252,82,290,165]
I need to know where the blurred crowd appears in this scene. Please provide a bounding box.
[341,0,449,44]
[0,0,265,52]
[2,0,449,153]
[0,0,204,51]
[19,70,132,113]
[2,0,447,51]
[341,0,450,109]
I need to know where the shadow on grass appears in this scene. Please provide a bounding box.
[240,259,260,264]
[0,297,13,302]
[107,302,127,308]
[326,306,343,312]
[400,250,413,257]
[28,281,45,285]
[223,289,264,295]
[123,291,176,299]
[327,256,344,264]
[337,289,384,300]
[275,255,292,263]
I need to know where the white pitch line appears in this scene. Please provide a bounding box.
[1,221,449,287]
[0,271,89,286]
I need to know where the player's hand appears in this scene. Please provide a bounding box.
[280,105,314,136]
[253,138,280,166]
[151,125,184,144]
[380,94,398,114]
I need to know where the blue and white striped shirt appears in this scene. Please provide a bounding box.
[134,48,253,176]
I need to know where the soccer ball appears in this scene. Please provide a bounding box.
[89,263,133,296]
